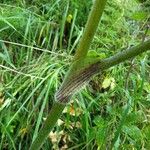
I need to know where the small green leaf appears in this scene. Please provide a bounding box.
[0,16,16,30]
[88,50,106,59]
[0,52,16,69]
[102,77,115,89]
[87,50,98,57]
[96,127,106,147]
[123,125,142,141]
[93,116,105,127]
[131,11,149,21]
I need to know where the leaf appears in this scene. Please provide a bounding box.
[0,16,17,30]
[125,111,145,125]
[87,50,98,57]
[93,116,106,147]
[143,82,150,93]
[88,50,106,59]
[0,50,16,69]
[143,125,150,140]
[93,116,105,127]
[122,125,142,141]
[0,98,11,112]
[131,11,149,21]
[96,127,106,147]
[102,77,116,89]
[114,136,120,150]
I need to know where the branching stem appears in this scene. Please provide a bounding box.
[29,0,150,149]
[30,0,108,149]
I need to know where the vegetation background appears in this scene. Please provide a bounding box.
[0,0,150,149]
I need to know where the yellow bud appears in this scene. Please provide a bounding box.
[66,14,73,23]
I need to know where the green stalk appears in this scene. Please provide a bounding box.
[30,0,107,149]
[74,0,107,60]
[30,102,65,150]
[100,39,150,70]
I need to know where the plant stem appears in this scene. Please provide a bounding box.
[56,39,150,104]
[30,102,65,150]
[78,38,150,80]
[74,0,107,60]
[100,39,150,70]
[30,0,108,149]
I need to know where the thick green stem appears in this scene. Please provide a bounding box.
[30,102,65,150]
[30,0,108,149]
[74,0,107,60]
[28,0,150,149]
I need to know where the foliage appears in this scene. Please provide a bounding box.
[0,0,150,149]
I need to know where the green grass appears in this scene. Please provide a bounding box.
[0,0,150,149]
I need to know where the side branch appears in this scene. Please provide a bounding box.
[101,39,150,70]
[56,39,150,103]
